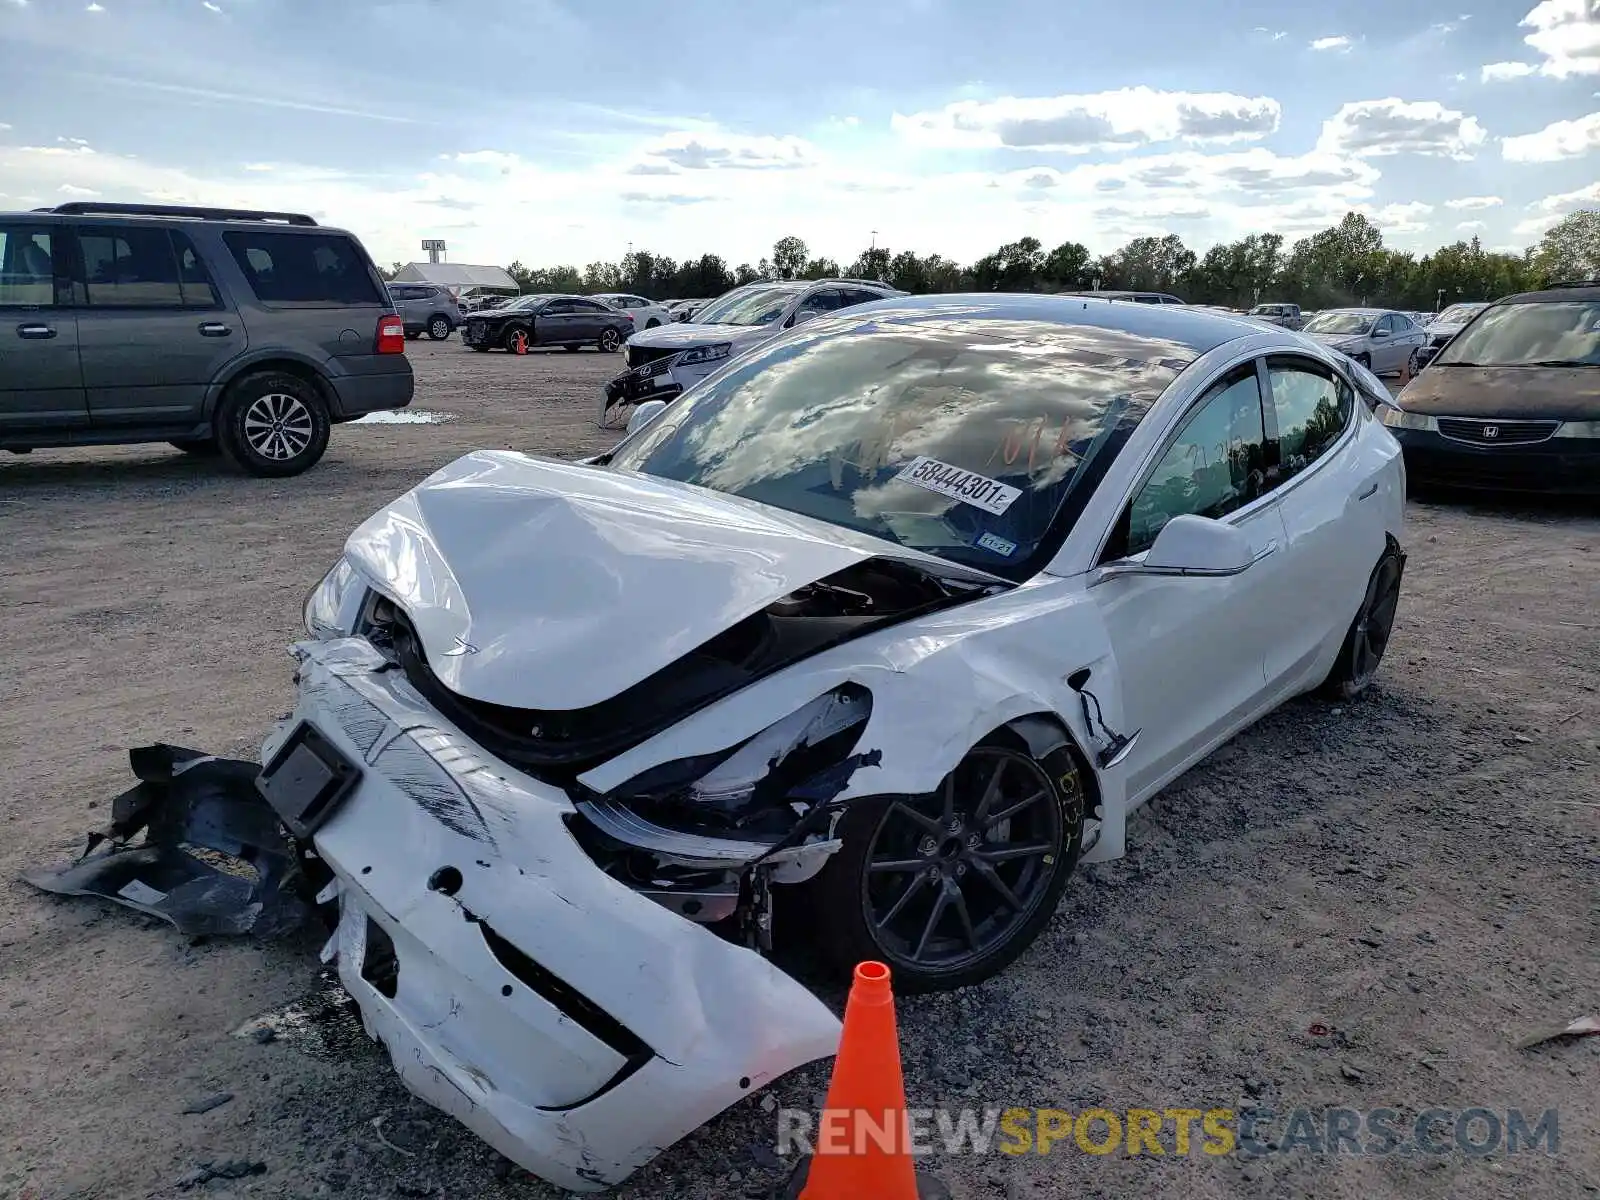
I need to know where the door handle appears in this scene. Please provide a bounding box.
[1357,481,1379,501]
[16,323,56,339]
[198,322,232,337]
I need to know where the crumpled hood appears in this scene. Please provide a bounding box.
[1395,365,1600,420]
[342,450,935,711]
[626,322,772,353]
[1308,330,1363,347]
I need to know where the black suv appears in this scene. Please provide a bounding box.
[1,201,414,477]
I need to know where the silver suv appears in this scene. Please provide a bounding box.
[388,282,464,340]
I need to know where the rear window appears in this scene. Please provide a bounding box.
[223,231,383,305]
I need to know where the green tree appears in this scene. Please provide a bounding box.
[847,246,893,281]
[802,256,841,280]
[732,262,761,286]
[1530,210,1600,284]
[970,236,1045,290]
[1106,234,1195,293]
[772,236,809,280]
[1041,240,1091,290]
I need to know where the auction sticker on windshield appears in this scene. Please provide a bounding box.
[896,456,1022,516]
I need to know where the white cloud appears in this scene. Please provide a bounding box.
[1514,179,1600,235]
[1252,26,1289,40]
[628,131,818,172]
[1364,201,1434,233]
[58,184,98,196]
[0,123,11,132]
[1445,195,1504,209]
[1311,35,1354,51]
[202,0,221,10]
[1520,0,1600,78]
[1481,60,1538,80]
[87,2,105,10]
[892,87,1281,153]
[1502,110,1600,160]
[1318,98,1487,160]
[1457,220,1487,230]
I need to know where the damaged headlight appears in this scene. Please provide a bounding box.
[303,557,362,640]
[609,685,875,838]
[677,342,732,366]
[1375,402,1433,431]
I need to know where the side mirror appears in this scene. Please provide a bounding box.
[1097,515,1269,583]
[790,309,820,326]
[626,400,668,434]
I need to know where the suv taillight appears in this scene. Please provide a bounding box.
[377,316,405,354]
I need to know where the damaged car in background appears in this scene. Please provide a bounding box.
[33,295,1407,1192]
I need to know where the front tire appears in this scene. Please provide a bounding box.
[502,323,531,353]
[806,735,1085,993]
[427,315,453,340]
[599,327,622,352]
[1319,543,1404,700]
[215,372,331,478]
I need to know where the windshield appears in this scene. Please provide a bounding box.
[1436,303,1486,325]
[1435,300,1600,367]
[608,318,1187,580]
[691,285,800,327]
[1304,311,1372,335]
[501,294,548,311]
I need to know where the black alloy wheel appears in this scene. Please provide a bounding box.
[1321,545,1404,699]
[808,740,1085,992]
[599,327,622,352]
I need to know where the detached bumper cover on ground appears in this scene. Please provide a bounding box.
[263,636,842,1192]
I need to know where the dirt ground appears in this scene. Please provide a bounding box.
[1,339,1596,1200]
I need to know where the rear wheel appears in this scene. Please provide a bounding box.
[1320,544,1404,700]
[598,327,622,352]
[807,736,1085,993]
[645,318,661,329]
[427,315,452,340]
[215,371,331,478]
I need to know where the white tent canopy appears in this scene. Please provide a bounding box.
[390,262,518,293]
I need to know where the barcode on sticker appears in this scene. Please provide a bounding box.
[895,456,1022,515]
[117,880,168,906]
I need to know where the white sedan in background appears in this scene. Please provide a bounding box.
[276,294,1406,1191]
[594,292,673,330]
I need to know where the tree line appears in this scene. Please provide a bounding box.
[397,208,1599,312]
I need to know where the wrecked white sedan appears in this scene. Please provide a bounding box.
[262,294,1406,1189]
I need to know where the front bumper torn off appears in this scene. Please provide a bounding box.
[270,637,841,1192]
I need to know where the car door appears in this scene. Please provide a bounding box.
[570,298,612,341]
[835,285,889,312]
[0,221,86,431]
[1370,314,1401,372]
[534,298,577,344]
[1257,355,1384,692]
[74,224,245,425]
[1087,361,1295,804]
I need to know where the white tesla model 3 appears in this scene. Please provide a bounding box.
[276,294,1406,1189]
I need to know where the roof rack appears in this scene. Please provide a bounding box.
[42,202,318,226]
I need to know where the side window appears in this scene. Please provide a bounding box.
[1123,366,1269,557]
[837,287,884,309]
[797,288,844,316]
[574,300,610,313]
[543,299,574,314]
[222,232,383,305]
[169,231,219,307]
[1265,358,1354,481]
[79,225,184,308]
[0,225,56,307]
[1374,315,1395,335]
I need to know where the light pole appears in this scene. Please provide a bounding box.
[1436,287,1445,312]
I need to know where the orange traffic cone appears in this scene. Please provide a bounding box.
[785,962,950,1200]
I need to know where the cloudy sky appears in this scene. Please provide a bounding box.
[1,0,1597,271]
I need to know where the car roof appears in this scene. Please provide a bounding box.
[1492,282,1600,305]
[1316,307,1390,316]
[798,291,1272,360]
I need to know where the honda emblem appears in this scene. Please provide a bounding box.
[1482,425,1500,439]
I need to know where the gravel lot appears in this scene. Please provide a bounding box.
[2,340,1597,1200]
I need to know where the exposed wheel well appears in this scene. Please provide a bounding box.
[990,712,1101,824]
[215,360,337,422]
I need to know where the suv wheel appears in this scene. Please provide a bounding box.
[216,372,331,478]
[427,315,452,340]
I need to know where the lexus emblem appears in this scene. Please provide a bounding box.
[443,635,479,656]
[1482,425,1500,439]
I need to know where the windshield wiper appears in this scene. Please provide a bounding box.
[1524,359,1599,368]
